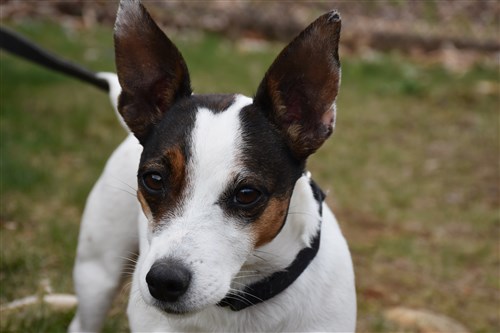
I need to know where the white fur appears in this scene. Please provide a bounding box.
[69,74,356,332]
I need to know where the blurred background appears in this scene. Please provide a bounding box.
[1,1,498,332]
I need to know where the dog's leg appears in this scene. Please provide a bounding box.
[69,135,142,333]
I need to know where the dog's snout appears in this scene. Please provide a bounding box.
[146,259,192,303]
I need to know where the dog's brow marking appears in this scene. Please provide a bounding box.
[162,146,187,212]
[137,191,153,221]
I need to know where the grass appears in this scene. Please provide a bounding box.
[1,19,498,332]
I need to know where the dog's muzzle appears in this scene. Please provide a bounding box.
[146,259,192,303]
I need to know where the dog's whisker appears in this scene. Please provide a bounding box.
[287,211,319,219]
[120,189,137,198]
[236,269,259,274]
[123,263,137,270]
[123,272,136,278]
[234,275,261,280]
[234,272,259,277]
[119,255,138,262]
[229,287,264,302]
[124,258,137,264]
[107,184,137,198]
[225,290,255,306]
[112,177,137,192]
[124,250,139,257]
[230,281,250,288]
[120,281,134,296]
[224,296,254,307]
[253,249,281,258]
[233,274,262,280]
[251,253,270,263]
[122,269,136,276]
[123,259,138,266]
[118,256,139,265]
[230,290,264,305]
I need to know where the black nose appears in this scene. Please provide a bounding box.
[146,259,192,303]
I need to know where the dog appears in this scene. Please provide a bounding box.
[69,1,356,331]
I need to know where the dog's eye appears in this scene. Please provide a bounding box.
[142,172,164,193]
[234,187,262,206]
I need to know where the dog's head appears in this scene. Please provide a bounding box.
[114,0,341,314]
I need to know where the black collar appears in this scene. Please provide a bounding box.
[217,179,325,311]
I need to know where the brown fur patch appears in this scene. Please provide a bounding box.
[138,146,187,228]
[252,197,291,248]
[164,146,187,201]
[137,191,152,221]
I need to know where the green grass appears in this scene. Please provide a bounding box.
[1,20,498,332]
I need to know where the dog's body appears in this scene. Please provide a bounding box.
[69,1,356,332]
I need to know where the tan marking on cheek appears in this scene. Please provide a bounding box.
[137,191,153,221]
[252,197,290,248]
[165,146,186,199]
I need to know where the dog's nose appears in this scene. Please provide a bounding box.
[146,259,192,303]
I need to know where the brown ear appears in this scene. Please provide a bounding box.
[254,11,341,160]
[114,0,192,144]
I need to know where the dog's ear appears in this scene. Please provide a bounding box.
[114,0,192,144]
[254,11,341,160]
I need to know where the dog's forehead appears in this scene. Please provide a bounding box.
[189,94,253,170]
[141,94,248,158]
[141,92,301,186]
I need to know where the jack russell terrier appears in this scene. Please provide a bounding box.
[68,0,356,331]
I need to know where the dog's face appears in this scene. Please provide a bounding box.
[114,0,340,314]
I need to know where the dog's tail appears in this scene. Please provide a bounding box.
[0,27,130,133]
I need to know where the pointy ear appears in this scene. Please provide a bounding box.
[254,11,341,160]
[114,0,192,144]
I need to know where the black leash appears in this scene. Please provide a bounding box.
[0,27,109,92]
